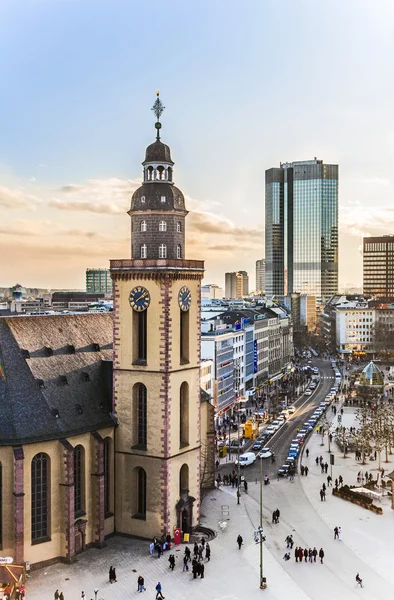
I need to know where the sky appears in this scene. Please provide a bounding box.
[1,0,394,291]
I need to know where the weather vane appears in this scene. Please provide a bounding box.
[151,91,165,139]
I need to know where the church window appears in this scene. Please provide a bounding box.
[161,196,166,203]
[180,309,190,364]
[177,245,182,259]
[177,222,181,232]
[74,445,85,516]
[133,383,147,448]
[147,167,153,181]
[31,453,50,543]
[159,244,167,259]
[134,468,147,519]
[141,221,147,232]
[157,166,164,180]
[180,382,189,446]
[159,221,167,232]
[133,310,147,364]
[141,244,147,259]
[103,437,111,516]
[141,196,145,203]
[179,464,189,495]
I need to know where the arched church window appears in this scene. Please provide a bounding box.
[159,244,167,259]
[180,382,189,447]
[177,245,182,259]
[147,167,153,181]
[141,244,147,259]
[179,464,189,496]
[141,196,145,203]
[159,221,167,232]
[103,437,111,516]
[135,468,147,519]
[141,220,147,232]
[133,383,147,448]
[31,453,50,543]
[157,166,164,180]
[177,222,181,233]
[74,445,85,516]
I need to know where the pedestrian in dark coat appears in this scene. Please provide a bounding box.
[320,489,324,502]
[298,547,303,562]
[327,475,332,486]
[304,548,308,562]
[272,511,276,523]
[289,535,294,549]
[112,567,117,582]
[319,548,324,564]
[193,542,199,558]
[200,563,205,578]
[322,482,326,492]
[308,548,313,563]
[185,546,191,561]
[301,465,305,476]
[339,475,343,485]
[321,463,325,473]
[54,591,60,600]
[137,576,146,592]
[275,508,280,523]
[334,526,338,539]
[157,544,162,559]
[312,547,317,562]
[237,534,243,549]
[295,546,299,562]
[205,542,211,561]
[59,594,64,600]
[335,478,338,488]
[324,462,328,473]
[322,488,326,501]
[168,554,175,570]
[192,559,198,579]
[198,544,203,561]
[182,555,189,572]
[315,457,319,465]
[306,448,309,458]
[305,466,309,476]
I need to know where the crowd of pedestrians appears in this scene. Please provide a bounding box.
[293,546,325,564]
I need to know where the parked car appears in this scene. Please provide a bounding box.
[271,420,280,430]
[265,426,275,436]
[304,389,312,396]
[235,452,256,467]
[278,464,290,477]
[252,440,263,450]
[288,406,296,414]
[258,448,273,459]
[309,382,317,389]
[277,417,285,426]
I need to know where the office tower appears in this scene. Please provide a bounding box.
[225,271,249,298]
[255,259,266,293]
[86,268,113,295]
[363,235,394,299]
[265,159,338,301]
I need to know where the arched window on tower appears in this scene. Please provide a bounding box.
[74,445,85,516]
[141,220,147,232]
[179,464,189,496]
[132,383,147,448]
[159,221,167,232]
[31,453,50,543]
[180,382,189,447]
[157,166,164,180]
[177,221,181,233]
[168,167,173,182]
[103,437,111,516]
[141,244,147,259]
[177,245,182,259]
[133,467,147,519]
[159,244,167,259]
[147,166,154,181]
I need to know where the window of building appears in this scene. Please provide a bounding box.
[103,438,111,516]
[177,222,181,233]
[141,196,145,203]
[141,220,147,232]
[159,244,167,259]
[177,245,182,259]
[141,244,147,259]
[180,309,190,363]
[179,464,189,496]
[134,468,146,519]
[31,453,50,543]
[133,383,147,448]
[133,310,147,364]
[180,382,189,447]
[161,196,166,203]
[159,221,167,232]
[74,445,85,516]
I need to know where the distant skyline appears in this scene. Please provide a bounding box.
[1,0,394,289]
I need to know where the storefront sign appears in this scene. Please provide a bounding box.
[0,557,13,564]
[253,340,258,374]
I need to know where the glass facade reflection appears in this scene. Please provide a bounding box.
[265,159,338,301]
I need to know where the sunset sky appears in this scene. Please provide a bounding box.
[1,0,394,290]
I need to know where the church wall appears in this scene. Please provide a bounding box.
[0,447,16,557]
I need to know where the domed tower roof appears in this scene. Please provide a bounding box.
[128,93,188,262]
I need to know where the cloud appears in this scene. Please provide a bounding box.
[189,210,263,240]
[0,185,41,211]
[49,198,126,214]
[340,205,394,238]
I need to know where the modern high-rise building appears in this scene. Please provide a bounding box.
[255,259,266,293]
[86,268,113,295]
[265,159,338,301]
[363,235,394,299]
[225,271,249,298]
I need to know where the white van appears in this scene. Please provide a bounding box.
[235,452,256,467]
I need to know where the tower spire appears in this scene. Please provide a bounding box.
[151,91,165,140]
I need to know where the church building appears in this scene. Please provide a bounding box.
[0,96,214,568]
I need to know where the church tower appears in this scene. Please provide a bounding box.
[110,95,205,538]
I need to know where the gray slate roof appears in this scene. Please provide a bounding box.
[0,313,114,445]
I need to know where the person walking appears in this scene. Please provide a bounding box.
[109,566,115,584]
[200,563,205,579]
[289,535,294,549]
[321,462,325,474]
[305,466,309,476]
[244,480,248,493]
[155,582,165,600]
[339,475,343,485]
[168,554,175,571]
[298,547,304,563]
[322,482,326,493]
[315,456,319,466]
[59,593,64,600]
[193,542,199,559]
[320,489,324,502]
[182,555,189,572]
[137,576,146,592]
[312,547,317,562]
[303,548,308,563]
[324,462,328,473]
[327,475,332,486]
[338,527,342,541]
[185,546,191,562]
[54,591,60,600]
[157,543,163,559]
[295,546,299,562]
[205,542,211,561]
[81,592,85,600]
[237,534,243,549]
[192,559,198,579]
[306,448,309,458]
[275,508,280,523]
[356,573,363,588]
[322,488,326,501]
[272,511,276,523]
[334,526,338,539]
[308,548,313,563]
[319,548,325,564]
[198,544,203,561]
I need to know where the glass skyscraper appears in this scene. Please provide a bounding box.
[265,159,338,301]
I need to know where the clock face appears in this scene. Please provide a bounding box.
[129,286,151,312]
[178,286,191,311]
